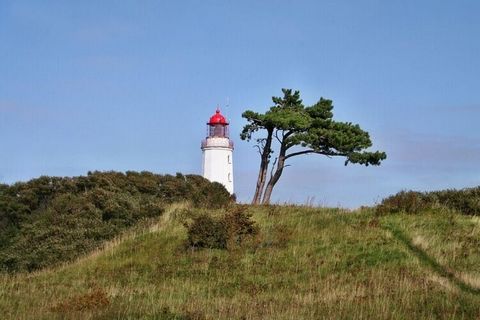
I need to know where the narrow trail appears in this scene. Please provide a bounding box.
[382,222,480,296]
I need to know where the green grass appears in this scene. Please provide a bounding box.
[1,204,480,319]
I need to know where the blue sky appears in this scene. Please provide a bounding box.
[1,0,479,207]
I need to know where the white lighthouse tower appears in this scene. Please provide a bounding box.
[201,108,234,194]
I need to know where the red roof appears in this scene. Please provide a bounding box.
[208,108,228,125]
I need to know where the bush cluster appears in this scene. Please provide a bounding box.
[376,187,480,215]
[0,171,231,272]
[186,207,258,249]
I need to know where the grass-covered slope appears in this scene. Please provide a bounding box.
[1,204,480,319]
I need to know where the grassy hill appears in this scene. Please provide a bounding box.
[1,203,480,319]
[0,171,231,272]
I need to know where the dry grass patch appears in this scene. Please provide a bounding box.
[50,287,110,313]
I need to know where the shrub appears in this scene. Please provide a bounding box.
[376,187,480,215]
[224,206,258,246]
[432,187,480,215]
[376,191,430,215]
[186,214,228,249]
[185,207,258,250]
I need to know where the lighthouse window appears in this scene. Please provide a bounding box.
[228,173,232,182]
[227,155,231,164]
[212,125,224,137]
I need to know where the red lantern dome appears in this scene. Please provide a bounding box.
[208,108,228,125]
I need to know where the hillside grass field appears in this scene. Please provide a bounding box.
[1,203,480,319]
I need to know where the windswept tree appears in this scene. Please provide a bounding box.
[241,89,387,204]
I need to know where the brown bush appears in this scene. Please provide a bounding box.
[224,206,258,247]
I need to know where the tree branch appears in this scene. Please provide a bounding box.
[284,149,347,160]
[270,157,278,180]
[284,150,315,159]
[284,130,293,139]
[274,130,282,144]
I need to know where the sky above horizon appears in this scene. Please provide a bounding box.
[1,1,479,207]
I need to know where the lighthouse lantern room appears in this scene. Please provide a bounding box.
[201,109,234,194]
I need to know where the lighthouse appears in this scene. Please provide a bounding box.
[201,108,234,194]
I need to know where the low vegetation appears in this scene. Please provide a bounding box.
[1,202,480,319]
[377,187,480,215]
[185,206,258,249]
[0,171,231,272]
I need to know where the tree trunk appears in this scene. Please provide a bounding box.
[261,142,287,205]
[251,128,273,204]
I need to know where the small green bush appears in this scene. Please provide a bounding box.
[186,214,228,249]
[186,207,258,250]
